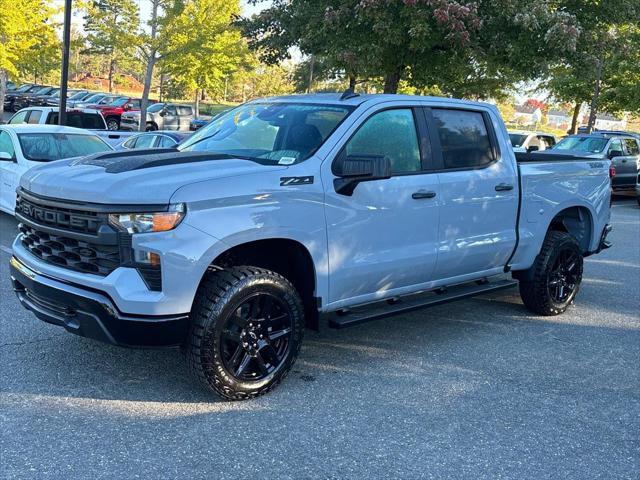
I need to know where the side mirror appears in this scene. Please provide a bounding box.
[332,154,391,196]
[608,149,623,159]
[125,103,132,111]
[159,109,167,117]
[527,145,539,153]
[0,152,15,162]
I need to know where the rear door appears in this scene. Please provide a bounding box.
[609,138,632,188]
[177,106,194,131]
[323,104,441,307]
[161,105,179,130]
[426,107,519,280]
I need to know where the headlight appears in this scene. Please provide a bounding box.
[109,204,185,234]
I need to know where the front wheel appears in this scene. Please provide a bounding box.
[186,266,304,400]
[517,231,583,316]
[106,118,119,130]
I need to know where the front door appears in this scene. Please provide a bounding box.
[426,107,519,280]
[0,130,20,213]
[323,106,441,308]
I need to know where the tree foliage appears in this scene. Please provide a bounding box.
[242,0,581,95]
[84,0,140,92]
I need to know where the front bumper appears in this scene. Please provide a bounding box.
[10,256,189,347]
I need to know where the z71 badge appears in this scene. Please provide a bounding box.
[280,176,314,186]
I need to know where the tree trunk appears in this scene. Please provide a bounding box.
[587,59,603,133]
[108,57,115,93]
[0,70,7,119]
[194,89,200,118]
[139,0,160,132]
[348,74,356,90]
[307,56,315,93]
[383,71,401,94]
[570,101,581,134]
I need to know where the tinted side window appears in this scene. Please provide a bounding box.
[135,134,156,149]
[432,109,494,169]
[130,100,141,109]
[0,131,15,158]
[158,136,177,147]
[345,109,421,174]
[623,138,639,155]
[27,110,42,124]
[608,139,623,154]
[165,105,177,115]
[177,106,192,116]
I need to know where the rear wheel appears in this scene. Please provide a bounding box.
[186,266,304,400]
[518,231,583,316]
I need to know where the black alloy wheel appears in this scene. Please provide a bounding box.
[220,292,293,381]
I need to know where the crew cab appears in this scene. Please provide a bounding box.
[7,107,136,147]
[120,103,194,131]
[9,94,612,400]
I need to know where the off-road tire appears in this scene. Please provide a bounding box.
[186,266,304,400]
[518,231,583,316]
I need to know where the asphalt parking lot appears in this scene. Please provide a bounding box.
[0,196,638,479]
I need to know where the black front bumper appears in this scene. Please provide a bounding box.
[10,257,189,348]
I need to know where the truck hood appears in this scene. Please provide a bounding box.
[20,150,287,205]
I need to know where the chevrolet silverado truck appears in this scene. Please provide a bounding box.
[9,93,612,400]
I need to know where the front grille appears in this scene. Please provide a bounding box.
[16,196,103,235]
[19,223,120,276]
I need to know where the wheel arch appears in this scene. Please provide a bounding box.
[201,238,320,330]
[546,205,594,254]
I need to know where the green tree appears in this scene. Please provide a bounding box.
[84,0,140,93]
[160,0,247,116]
[242,0,580,95]
[0,0,57,107]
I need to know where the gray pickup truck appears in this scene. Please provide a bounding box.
[9,93,612,400]
[120,103,195,132]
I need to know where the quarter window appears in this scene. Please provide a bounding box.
[432,109,494,169]
[345,109,421,174]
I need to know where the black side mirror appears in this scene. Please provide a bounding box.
[608,149,623,159]
[527,145,539,153]
[333,154,392,196]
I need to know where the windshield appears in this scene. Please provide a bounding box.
[69,91,89,100]
[147,103,165,113]
[82,94,104,103]
[14,85,33,93]
[109,97,129,107]
[509,134,528,148]
[553,136,609,154]
[98,95,117,105]
[178,103,353,163]
[33,87,51,95]
[18,133,112,161]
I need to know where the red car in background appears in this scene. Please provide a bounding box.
[88,97,145,130]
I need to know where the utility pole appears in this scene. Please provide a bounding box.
[59,0,73,126]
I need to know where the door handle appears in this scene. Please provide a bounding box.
[412,190,436,199]
[495,183,514,192]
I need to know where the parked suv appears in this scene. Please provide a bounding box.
[3,84,44,111]
[120,103,194,131]
[550,133,640,190]
[10,94,612,400]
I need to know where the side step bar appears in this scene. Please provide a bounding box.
[327,279,518,329]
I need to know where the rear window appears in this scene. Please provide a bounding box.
[509,133,528,148]
[17,133,111,161]
[432,109,495,169]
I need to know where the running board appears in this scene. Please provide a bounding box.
[327,279,517,329]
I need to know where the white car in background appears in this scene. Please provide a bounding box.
[509,130,557,152]
[0,125,114,214]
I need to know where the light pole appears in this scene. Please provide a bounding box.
[58,0,73,126]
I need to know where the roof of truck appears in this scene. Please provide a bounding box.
[251,92,495,109]
[0,124,94,135]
